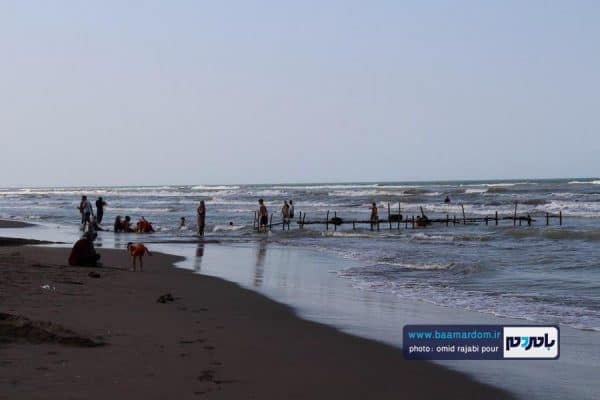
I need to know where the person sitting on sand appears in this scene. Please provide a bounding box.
[68,233,101,267]
[127,242,152,272]
[114,216,123,232]
[258,199,268,232]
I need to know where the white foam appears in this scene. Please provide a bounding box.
[568,180,600,185]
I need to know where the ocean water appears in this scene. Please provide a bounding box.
[1,178,599,331]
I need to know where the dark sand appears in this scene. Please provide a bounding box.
[0,220,34,228]
[0,243,512,399]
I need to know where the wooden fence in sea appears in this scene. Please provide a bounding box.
[252,202,563,232]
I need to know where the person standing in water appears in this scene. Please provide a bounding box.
[289,200,295,219]
[258,199,268,233]
[370,202,378,230]
[281,200,290,224]
[96,197,107,224]
[79,196,94,230]
[197,200,206,236]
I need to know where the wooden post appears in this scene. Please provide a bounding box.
[388,202,391,230]
[353,220,355,230]
[326,210,329,231]
[405,216,408,229]
[495,211,498,225]
[411,216,415,229]
[269,213,273,231]
[461,204,466,225]
[513,202,518,227]
[397,203,401,230]
[253,211,257,230]
[527,214,532,226]
[446,214,449,227]
[546,213,549,226]
[302,212,306,229]
[559,211,562,225]
[485,216,488,225]
[453,215,456,225]
[377,218,380,231]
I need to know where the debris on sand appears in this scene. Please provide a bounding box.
[156,293,175,304]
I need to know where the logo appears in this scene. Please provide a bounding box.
[503,326,559,359]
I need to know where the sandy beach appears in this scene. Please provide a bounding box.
[0,222,511,399]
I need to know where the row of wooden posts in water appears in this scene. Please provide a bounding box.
[252,202,563,232]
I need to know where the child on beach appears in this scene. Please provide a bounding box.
[127,242,152,272]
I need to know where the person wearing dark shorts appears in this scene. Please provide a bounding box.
[96,197,107,224]
[197,200,206,236]
[258,199,268,232]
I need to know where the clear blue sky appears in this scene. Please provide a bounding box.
[1,1,598,186]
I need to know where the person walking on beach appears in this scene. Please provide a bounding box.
[258,199,268,233]
[79,196,94,230]
[281,200,290,224]
[370,202,378,230]
[96,197,107,224]
[197,200,206,236]
[289,200,295,219]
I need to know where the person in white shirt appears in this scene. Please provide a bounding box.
[79,195,94,230]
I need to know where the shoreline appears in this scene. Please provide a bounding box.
[0,227,512,399]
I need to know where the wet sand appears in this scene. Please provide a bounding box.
[0,242,511,399]
[0,220,34,229]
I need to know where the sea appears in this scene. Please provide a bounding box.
[1,178,599,333]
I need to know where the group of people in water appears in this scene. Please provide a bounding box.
[77,193,449,238]
[256,198,295,232]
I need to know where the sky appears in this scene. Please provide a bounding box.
[1,0,599,186]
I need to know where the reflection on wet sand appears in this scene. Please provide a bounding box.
[194,242,205,272]
[254,239,267,287]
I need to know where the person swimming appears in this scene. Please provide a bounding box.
[122,216,134,232]
[114,216,123,232]
[136,217,155,233]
